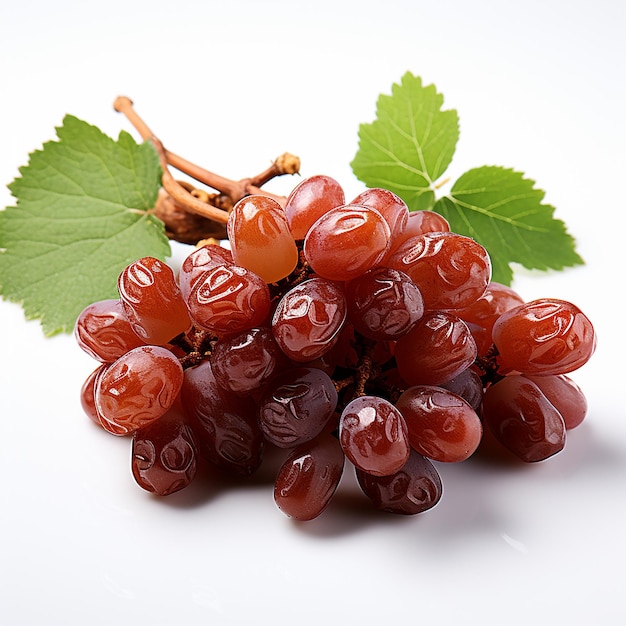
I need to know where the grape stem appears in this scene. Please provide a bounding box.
[113,96,300,223]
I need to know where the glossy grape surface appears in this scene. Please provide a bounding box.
[454,282,525,355]
[303,204,390,281]
[75,299,145,363]
[350,188,408,241]
[344,267,424,341]
[525,374,587,429]
[181,360,262,476]
[492,298,596,375]
[132,404,198,496]
[438,368,484,411]
[118,256,191,345]
[274,434,345,521]
[186,263,271,336]
[339,396,410,476]
[210,327,285,394]
[178,243,233,302]
[258,367,338,447]
[272,278,346,362]
[396,385,482,463]
[95,345,184,435]
[356,449,443,515]
[228,195,299,283]
[284,174,345,240]
[387,231,491,310]
[482,374,566,462]
[394,311,477,386]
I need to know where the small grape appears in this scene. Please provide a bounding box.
[387,231,491,310]
[284,174,345,240]
[492,298,596,376]
[339,396,410,476]
[344,267,424,341]
[356,449,443,515]
[482,374,566,462]
[118,257,191,345]
[274,434,345,521]
[258,367,338,448]
[303,204,391,281]
[272,278,346,362]
[394,311,477,386]
[396,385,483,463]
[74,299,145,362]
[95,345,184,435]
[186,263,270,336]
[131,403,199,496]
[228,195,299,283]
[210,327,285,394]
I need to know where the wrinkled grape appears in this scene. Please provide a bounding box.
[356,449,443,515]
[118,256,191,345]
[228,195,299,283]
[492,298,596,376]
[258,367,338,447]
[95,345,184,435]
[272,278,346,362]
[339,396,410,476]
[274,434,344,521]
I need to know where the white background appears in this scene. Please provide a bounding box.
[1,1,624,624]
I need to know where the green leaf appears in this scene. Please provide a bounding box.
[350,72,459,210]
[433,166,584,285]
[0,115,169,335]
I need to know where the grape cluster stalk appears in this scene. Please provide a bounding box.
[75,174,596,521]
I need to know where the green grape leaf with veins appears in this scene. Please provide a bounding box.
[0,115,170,336]
[433,167,583,285]
[351,72,584,284]
[351,71,460,211]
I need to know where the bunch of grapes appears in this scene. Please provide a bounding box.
[75,175,596,521]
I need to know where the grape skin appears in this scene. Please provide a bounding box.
[228,195,299,283]
[339,396,410,477]
[258,367,338,448]
[274,434,345,521]
[395,385,483,463]
[95,345,184,435]
[492,298,596,376]
[303,204,391,281]
[482,375,566,463]
[356,449,443,515]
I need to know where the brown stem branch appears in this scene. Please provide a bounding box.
[114,96,300,211]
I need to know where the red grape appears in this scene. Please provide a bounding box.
[118,257,191,345]
[228,195,299,283]
[394,311,477,386]
[396,385,482,463]
[95,345,184,435]
[272,278,346,362]
[284,174,345,240]
[75,299,145,363]
[492,298,596,375]
[387,231,491,310]
[339,396,410,476]
[303,204,391,281]
[274,434,345,521]
[356,449,442,515]
[482,374,566,462]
